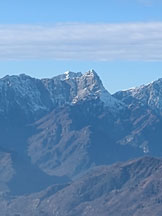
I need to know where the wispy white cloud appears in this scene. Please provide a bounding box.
[0,22,162,61]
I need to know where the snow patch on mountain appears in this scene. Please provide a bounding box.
[0,74,50,117]
[116,78,162,114]
[64,71,82,80]
[53,71,82,81]
[72,69,124,109]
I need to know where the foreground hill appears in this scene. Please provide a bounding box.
[2,156,162,216]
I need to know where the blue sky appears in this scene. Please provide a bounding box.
[1,0,162,92]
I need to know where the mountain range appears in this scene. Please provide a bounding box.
[0,70,162,215]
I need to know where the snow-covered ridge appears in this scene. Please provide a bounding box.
[0,74,50,116]
[114,78,162,113]
[0,70,124,118]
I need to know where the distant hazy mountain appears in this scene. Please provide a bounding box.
[0,70,162,215]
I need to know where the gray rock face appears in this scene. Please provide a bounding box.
[42,69,123,110]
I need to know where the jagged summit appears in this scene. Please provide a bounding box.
[58,69,123,109]
[84,69,98,76]
[44,70,125,110]
[70,69,124,109]
[53,69,100,81]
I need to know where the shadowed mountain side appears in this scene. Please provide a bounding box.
[28,100,144,178]
[8,153,70,195]
[0,116,70,196]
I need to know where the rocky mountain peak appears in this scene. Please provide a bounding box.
[42,70,124,110]
[67,70,124,109]
[81,69,102,87]
[84,69,98,76]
